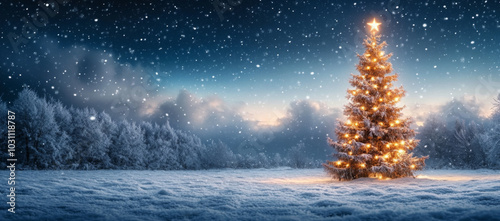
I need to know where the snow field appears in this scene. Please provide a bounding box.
[1,168,500,220]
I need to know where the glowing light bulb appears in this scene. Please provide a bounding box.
[367,66,371,70]
[375,156,379,159]
[384,85,387,89]
[388,92,391,95]
[379,98,383,102]
[395,120,400,124]
[390,123,394,127]
[346,164,350,167]
[366,144,371,148]
[393,159,398,162]
[365,54,371,57]
[373,85,378,88]
[411,164,415,169]
[365,90,369,94]
[345,134,349,138]
[361,106,365,110]
[361,163,366,168]
[380,65,385,69]
[373,107,378,111]
[371,77,375,81]
[380,51,385,56]
[349,151,352,155]
[401,141,405,145]
[347,120,352,125]
[352,91,357,95]
[386,144,390,148]
[395,97,399,101]
[354,135,359,139]
[379,122,384,126]
[398,149,404,153]
[373,58,377,62]
[355,123,359,126]
[384,154,389,159]
[336,161,342,165]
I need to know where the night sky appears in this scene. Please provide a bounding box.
[1,0,499,156]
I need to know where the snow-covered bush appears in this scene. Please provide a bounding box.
[416,99,489,169]
[271,153,283,167]
[202,140,236,169]
[288,142,308,168]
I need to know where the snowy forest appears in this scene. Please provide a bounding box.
[1,88,499,170]
[1,89,320,170]
[416,98,500,169]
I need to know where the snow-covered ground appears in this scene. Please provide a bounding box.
[1,168,500,220]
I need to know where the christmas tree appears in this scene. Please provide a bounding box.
[324,19,427,181]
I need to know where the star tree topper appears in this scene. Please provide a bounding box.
[367,18,381,32]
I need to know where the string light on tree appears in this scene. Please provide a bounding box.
[323,18,428,181]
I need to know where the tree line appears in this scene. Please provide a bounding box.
[415,97,500,169]
[1,89,499,170]
[0,89,318,170]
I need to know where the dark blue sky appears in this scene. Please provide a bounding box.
[1,0,499,138]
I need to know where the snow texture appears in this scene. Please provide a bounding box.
[2,168,500,220]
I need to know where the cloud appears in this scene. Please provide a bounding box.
[1,38,163,120]
[148,90,251,133]
[146,92,341,159]
[2,38,342,159]
[267,100,341,158]
[406,94,493,128]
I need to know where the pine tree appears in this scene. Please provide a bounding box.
[13,89,61,169]
[110,120,146,169]
[70,107,111,169]
[324,19,427,180]
[50,99,73,168]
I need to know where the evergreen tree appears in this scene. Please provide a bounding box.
[289,142,307,168]
[479,94,500,168]
[416,115,449,168]
[99,111,118,169]
[109,120,146,169]
[70,107,111,169]
[324,19,427,180]
[50,100,73,168]
[158,122,181,169]
[12,89,60,169]
[203,140,236,168]
[453,120,485,168]
[141,122,178,170]
[175,130,204,169]
[272,153,283,167]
